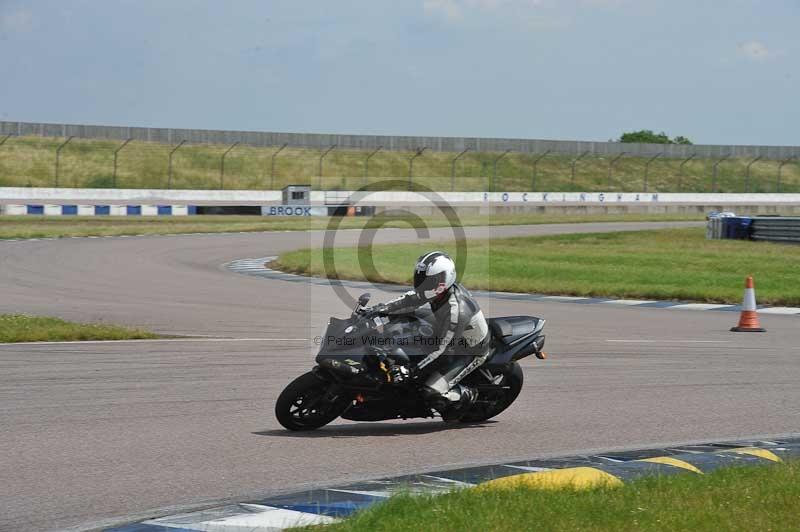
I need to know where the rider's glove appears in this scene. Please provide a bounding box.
[363,303,388,317]
[389,364,411,385]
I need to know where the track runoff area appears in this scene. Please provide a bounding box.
[110,437,800,531]
[1,220,799,531]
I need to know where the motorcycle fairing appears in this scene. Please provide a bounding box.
[315,314,438,365]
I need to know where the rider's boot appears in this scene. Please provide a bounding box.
[424,384,477,422]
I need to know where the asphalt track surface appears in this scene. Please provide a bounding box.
[2,221,799,532]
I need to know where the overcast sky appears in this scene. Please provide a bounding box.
[1,0,797,145]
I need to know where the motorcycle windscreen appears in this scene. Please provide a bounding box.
[315,317,370,364]
[323,317,351,338]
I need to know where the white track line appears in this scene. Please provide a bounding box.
[606,339,730,344]
[667,303,735,311]
[603,299,657,305]
[538,295,591,302]
[0,337,310,347]
[759,307,800,315]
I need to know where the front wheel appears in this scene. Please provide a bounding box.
[459,362,524,423]
[275,371,350,431]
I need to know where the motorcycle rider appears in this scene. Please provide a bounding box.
[364,251,490,420]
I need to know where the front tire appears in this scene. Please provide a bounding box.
[459,362,524,423]
[275,371,350,431]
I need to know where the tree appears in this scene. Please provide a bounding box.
[618,130,693,145]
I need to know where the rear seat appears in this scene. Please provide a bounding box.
[488,316,541,345]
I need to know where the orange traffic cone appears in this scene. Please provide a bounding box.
[731,276,766,332]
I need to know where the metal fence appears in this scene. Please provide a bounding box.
[2,121,800,193]
[3,120,800,160]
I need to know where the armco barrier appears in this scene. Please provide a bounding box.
[707,216,800,243]
[751,217,800,243]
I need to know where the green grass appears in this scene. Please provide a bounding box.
[0,213,702,240]
[2,135,799,192]
[304,460,800,532]
[0,314,159,343]
[275,227,800,306]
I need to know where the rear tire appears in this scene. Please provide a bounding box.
[459,362,524,423]
[275,371,350,431]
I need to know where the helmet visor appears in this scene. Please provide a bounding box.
[414,270,447,300]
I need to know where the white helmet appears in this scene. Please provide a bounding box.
[413,251,456,301]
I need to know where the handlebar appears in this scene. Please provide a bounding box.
[347,310,387,335]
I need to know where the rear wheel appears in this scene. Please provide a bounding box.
[275,371,350,431]
[459,362,524,423]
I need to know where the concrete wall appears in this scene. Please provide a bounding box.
[4,187,800,206]
[0,187,281,205]
[3,120,799,160]
[4,186,799,217]
[377,204,800,217]
[349,190,800,205]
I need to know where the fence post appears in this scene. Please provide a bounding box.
[364,146,382,187]
[220,142,239,190]
[269,144,288,189]
[745,155,762,193]
[408,147,427,190]
[167,140,186,189]
[318,144,336,189]
[607,152,626,189]
[112,138,132,188]
[491,149,511,192]
[54,136,74,187]
[678,153,696,192]
[531,150,551,191]
[777,157,796,192]
[570,151,590,186]
[643,153,662,192]
[711,154,730,192]
[451,148,470,192]
[0,134,12,183]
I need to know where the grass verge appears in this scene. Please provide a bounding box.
[304,460,800,532]
[275,227,800,306]
[0,213,702,240]
[0,314,160,343]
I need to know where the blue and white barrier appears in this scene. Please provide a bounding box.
[0,204,194,216]
[0,204,340,216]
[0,202,362,217]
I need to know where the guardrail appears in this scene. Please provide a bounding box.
[707,216,800,243]
[751,217,800,243]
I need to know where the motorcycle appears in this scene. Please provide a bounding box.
[275,293,546,431]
